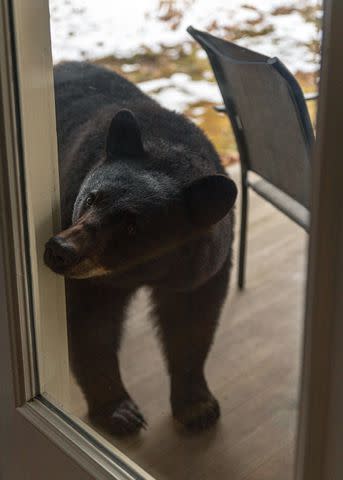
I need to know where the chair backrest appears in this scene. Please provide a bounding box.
[188,27,315,209]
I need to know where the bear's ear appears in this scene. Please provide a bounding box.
[183,174,237,228]
[106,109,145,158]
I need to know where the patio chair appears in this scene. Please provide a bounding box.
[187,26,316,289]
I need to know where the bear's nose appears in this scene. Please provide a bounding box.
[44,236,80,272]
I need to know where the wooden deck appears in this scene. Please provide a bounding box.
[70,165,308,480]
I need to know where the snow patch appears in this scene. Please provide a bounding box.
[139,73,221,111]
[49,0,321,111]
[50,0,321,73]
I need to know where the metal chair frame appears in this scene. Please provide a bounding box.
[214,94,317,289]
[188,26,317,289]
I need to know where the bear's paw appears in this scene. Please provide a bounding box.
[91,398,147,436]
[173,394,220,432]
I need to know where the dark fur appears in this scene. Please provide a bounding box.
[48,62,236,434]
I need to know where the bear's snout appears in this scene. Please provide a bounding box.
[44,236,80,274]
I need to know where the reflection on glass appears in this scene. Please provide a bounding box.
[43,1,322,478]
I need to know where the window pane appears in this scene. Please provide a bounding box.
[40,1,323,478]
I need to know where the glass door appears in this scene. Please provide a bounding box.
[1,1,342,479]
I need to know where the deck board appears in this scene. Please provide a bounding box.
[69,165,307,480]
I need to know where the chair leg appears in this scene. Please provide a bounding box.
[238,175,248,290]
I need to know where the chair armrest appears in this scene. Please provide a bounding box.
[214,93,318,112]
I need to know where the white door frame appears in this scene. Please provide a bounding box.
[1,0,343,479]
[296,1,343,479]
[1,0,70,406]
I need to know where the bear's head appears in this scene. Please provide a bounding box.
[44,109,237,279]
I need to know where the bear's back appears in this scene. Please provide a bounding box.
[54,62,155,150]
[54,62,151,109]
[54,62,224,181]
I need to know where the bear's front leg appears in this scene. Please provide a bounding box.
[152,256,230,431]
[67,280,146,435]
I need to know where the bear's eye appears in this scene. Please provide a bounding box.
[85,193,96,208]
[127,222,136,236]
[124,213,137,236]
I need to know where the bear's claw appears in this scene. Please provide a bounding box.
[91,398,147,435]
[110,399,147,433]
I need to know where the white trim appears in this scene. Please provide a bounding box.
[19,399,154,480]
[0,0,38,403]
[10,0,70,405]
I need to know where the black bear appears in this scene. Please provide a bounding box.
[44,62,237,435]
